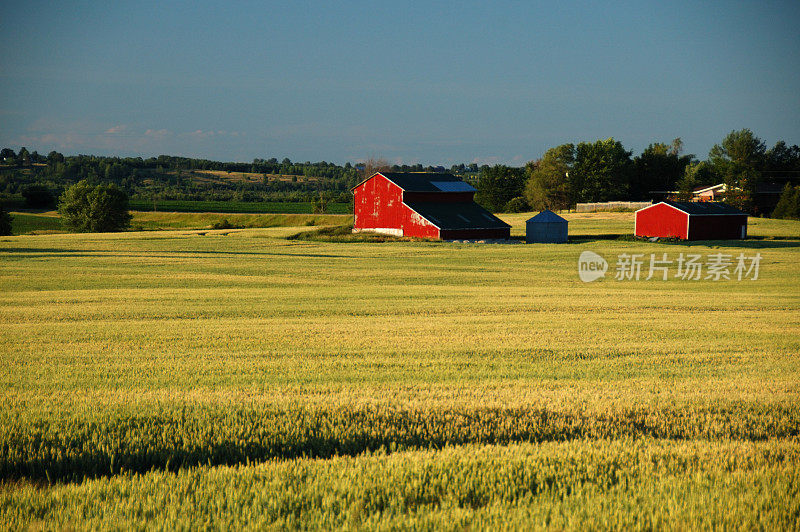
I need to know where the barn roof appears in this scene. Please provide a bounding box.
[354,172,475,192]
[405,201,511,230]
[526,210,567,224]
[660,200,747,215]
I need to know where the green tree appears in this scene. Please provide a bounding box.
[0,148,15,161]
[0,204,11,235]
[524,144,574,211]
[709,129,766,211]
[475,165,526,212]
[676,161,717,201]
[16,147,30,166]
[771,184,800,220]
[22,185,55,209]
[630,138,693,199]
[569,138,633,203]
[764,141,799,171]
[47,150,65,164]
[58,180,132,232]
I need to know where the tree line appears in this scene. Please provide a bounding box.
[474,130,800,217]
[1,128,799,228]
[0,152,365,208]
[0,150,491,211]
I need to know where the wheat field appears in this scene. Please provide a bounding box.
[1,213,798,529]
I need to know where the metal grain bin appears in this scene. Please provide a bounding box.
[526,210,568,243]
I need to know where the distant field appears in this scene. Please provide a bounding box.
[130,211,352,231]
[7,211,62,235]
[186,169,319,184]
[128,199,352,214]
[1,214,798,527]
[10,210,353,235]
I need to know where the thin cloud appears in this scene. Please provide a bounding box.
[144,129,170,139]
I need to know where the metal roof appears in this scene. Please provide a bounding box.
[405,201,511,230]
[430,181,477,192]
[379,172,463,192]
[526,210,568,224]
[352,172,466,192]
[660,200,747,215]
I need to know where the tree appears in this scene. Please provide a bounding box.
[772,184,800,220]
[676,161,717,201]
[524,144,574,211]
[709,129,766,211]
[47,151,65,165]
[630,138,693,199]
[764,141,800,172]
[58,180,132,232]
[22,185,55,209]
[16,147,30,166]
[475,165,526,212]
[569,138,633,203]
[0,204,11,236]
[359,157,391,182]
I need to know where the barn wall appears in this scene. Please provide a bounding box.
[402,208,440,239]
[635,203,688,238]
[687,215,748,240]
[353,175,407,233]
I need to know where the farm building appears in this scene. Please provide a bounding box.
[526,210,568,243]
[352,172,510,240]
[635,200,748,240]
[693,183,726,201]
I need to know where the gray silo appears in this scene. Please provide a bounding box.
[526,210,568,243]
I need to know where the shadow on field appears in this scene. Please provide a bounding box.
[0,248,86,256]
[0,247,349,259]
[567,235,800,249]
[568,234,627,243]
[2,404,798,485]
[650,239,800,249]
[171,249,349,258]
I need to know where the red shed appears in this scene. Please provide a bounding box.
[635,200,748,240]
[353,172,510,240]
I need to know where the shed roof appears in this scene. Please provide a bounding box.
[354,172,469,192]
[526,210,567,224]
[405,201,510,230]
[693,183,726,193]
[660,200,747,215]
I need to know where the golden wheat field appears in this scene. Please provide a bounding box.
[1,212,799,529]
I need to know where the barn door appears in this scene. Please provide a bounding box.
[740,225,746,239]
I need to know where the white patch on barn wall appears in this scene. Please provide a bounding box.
[354,227,403,236]
[409,211,430,226]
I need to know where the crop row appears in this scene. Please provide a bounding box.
[2,403,798,482]
[2,440,798,529]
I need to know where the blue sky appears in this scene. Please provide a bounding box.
[1,1,798,165]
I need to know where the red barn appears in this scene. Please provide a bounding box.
[353,172,510,240]
[635,200,748,240]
